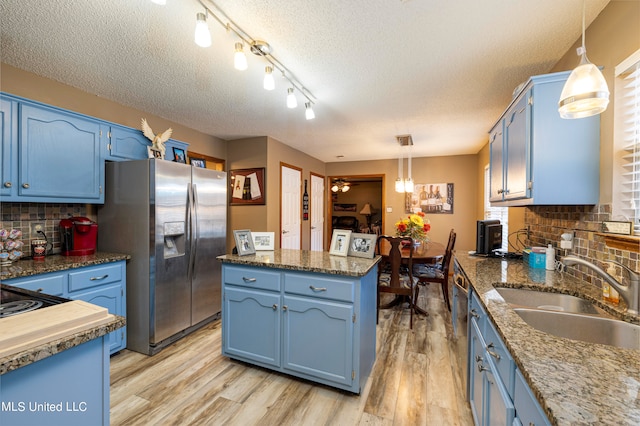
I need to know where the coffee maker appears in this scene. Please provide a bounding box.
[59,217,98,256]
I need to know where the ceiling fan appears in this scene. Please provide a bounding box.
[331,179,352,193]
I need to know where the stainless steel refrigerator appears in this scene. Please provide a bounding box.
[98,159,226,355]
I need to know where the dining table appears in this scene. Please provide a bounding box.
[377,239,446,316]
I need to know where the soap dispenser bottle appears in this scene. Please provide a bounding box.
[545,244,555,270]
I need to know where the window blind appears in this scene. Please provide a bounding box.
[616,51,640,233]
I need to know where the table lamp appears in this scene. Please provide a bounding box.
[360,203,373,230]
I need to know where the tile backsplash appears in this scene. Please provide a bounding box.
[0,202,96,257]
[525,204,638,294]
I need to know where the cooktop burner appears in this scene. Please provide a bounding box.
[0,299,44,317]
[0,284,69,318]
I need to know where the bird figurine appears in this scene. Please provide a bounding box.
[141,118,173,159]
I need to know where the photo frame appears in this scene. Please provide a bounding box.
[147,146,163,159]
[347,233,376,258]
[252,232,275,250]
[230,168,266,205]
[233,229,255,256]
[173,147,186,164]
[190,158,206,168]
[329,229,351,257]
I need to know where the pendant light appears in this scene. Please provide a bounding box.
[234,43,247,70]
[194,12,211,48]
[558,0,609,119]
[305,102,315,120]
[287,88,298,108]
[263,66,275,90]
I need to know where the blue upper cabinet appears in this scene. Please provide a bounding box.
[489,71,600,206]
[18,102,104,203]
[105,124,150,161]
[0,97,17,198]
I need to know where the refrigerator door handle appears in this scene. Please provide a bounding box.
[190,183,199,279]
[186,182,195,281]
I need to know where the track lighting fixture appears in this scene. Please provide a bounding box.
[287,88,298,108]
[194,12,211,48]
[263,66,275,91]
[193,0,316,120]
[305,102,315,120]
[234,42,247,71]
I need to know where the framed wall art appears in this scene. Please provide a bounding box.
[233,229,255,256]
[329,229,351,257]
[252,232,275,250]
[406,182,454,214]
[347,233,376,258]
[230,168,266,205]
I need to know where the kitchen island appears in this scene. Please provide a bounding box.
[455,252,639,426]
[218,249,380,393]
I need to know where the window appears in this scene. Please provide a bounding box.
[484,165,508,251]
[613,49,640,233]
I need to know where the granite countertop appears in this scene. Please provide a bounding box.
[218,249,381,277]
[0,313,125,375]
[0,252,130,280]
[455,252,640,426]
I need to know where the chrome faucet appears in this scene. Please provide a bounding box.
[562,255,640,315]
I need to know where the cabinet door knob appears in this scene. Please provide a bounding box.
[272,304,278,310]
[282,305,288,311]
[22,183,30,189]
[3,182,11,188]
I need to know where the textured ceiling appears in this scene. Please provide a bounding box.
[0,0,613,162]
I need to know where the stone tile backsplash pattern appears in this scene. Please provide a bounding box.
[525,204,639,301]
[0,202,95,257]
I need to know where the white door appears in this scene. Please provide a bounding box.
[310,174,325,251]
[281,165,301,249]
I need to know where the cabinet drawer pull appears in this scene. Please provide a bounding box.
[90,274,109,281]
[309,285,327,292]
[22,183,30,189]
[487,342,501,360]
[272,304,278,310]
[242,277,257,283]
[477,363,489,373]
[36,287,44,292]
[3,182,11,188]
[470,309,480,319]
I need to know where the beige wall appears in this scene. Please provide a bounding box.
[327,154,479,251]
[0,63,226,158]
[551,1,638,204]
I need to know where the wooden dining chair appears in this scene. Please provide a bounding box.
[376,235,417,328]
[414,229,456,311]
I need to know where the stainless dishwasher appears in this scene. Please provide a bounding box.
[452,258,469,396]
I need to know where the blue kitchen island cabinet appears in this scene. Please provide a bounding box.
[219,250,380,394]
[0,336,110,426]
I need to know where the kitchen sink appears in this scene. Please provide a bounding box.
[514,308,640,350]
[496,287,601,314]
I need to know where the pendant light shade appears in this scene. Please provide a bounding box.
[263,66,275,90]
[287,88,298,108]
[234,43,247,70]
[194,12,211,48]
[558,0,609,119]
[305,102,315,120]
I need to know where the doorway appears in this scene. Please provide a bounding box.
[327,175,384,247]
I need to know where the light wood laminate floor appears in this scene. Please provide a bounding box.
[110,283,473,425]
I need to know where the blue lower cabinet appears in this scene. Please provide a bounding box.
[4,261,127,355]
[221,263,376,394]
[0,336,110,426]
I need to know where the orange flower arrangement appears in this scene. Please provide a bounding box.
[395,211,431,243]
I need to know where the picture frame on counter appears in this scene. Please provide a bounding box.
[173,147,187,164]
[233,229,255,256]
[348,233,376,258]
[147,146,163,159]
[252,232,275,251]
[329,229,351,257]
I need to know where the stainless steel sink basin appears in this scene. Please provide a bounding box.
[496,287,601,314]
[514,308,640,350]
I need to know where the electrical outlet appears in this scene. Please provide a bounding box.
[30,222,45,236]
